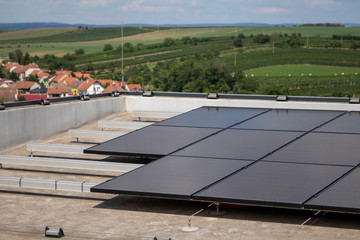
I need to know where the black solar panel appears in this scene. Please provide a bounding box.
[315,112,360,134]
[264,132,360,166]
[91,156,253,199]
[304,167,360,213]
[174,129,303,160]
[232,109,343,132]
[193,161,352,208]
[156,106,268,128]
[84,126,220,157]
[89,106,360,214]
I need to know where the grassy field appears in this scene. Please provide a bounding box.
[1,26,360,57]
[245,65,360,77]
[0,28,74,40]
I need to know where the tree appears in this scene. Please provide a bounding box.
[253,34,271,44]
[162,38,176,47]
[103,44,113,52]
[17,96,26,101]
[233,38,243,47]
[74,48,85,55]
[28,75,38,82]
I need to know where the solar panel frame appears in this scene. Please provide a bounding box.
[155,106,269,129]
[193,161,352,209]
[84,125,220,157]
[304,167,360,213]
[315,111,360,134]
[232,109,344,132]
[91,156,254,199]
[263,132,360,166]
[173,129,304,160]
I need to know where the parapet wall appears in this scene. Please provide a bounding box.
[0,97,125,152]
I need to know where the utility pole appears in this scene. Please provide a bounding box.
[121,22,124,85]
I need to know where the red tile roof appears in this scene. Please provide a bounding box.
[52,73,68,83]
[13,80,37,90]
[62,77,77,85]
[37,71,50,79]
[78,79,97,91]
[56,70,72,76]
[68,79,83,88]
[4,62,20,70]
[29,70,41,76]
[48,86,70,95]
[27,63,39,68]
[127,84,142,90]
[13,66,29,74]
[104,82,125,93]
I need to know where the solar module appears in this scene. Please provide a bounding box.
[155,106,268,128]
[89,106,360,214]
[304,167,360,213]
[264,132,360,166]
[315,111,360,134]
[91,156,253,199]
[193,161,352,208]
[232,109,344,132]
[174,129,303,160]
[84,126,220,157]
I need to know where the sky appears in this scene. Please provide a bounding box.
[0,0,359,25]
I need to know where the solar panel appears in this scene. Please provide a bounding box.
[193,161,352,208]
[232,109,343,132]
[315,112,360,134]
[156,106,268,128]
[304,167,360,213]
[174,129,303,160]
[84,126,220,157]
[264,132,360,166]
[91,156,253,199]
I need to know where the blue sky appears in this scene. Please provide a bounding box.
[0,0,359,25]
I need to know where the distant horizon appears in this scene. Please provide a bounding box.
[0,0,360,27]
[1,21,360,31]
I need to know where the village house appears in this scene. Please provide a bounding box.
[126,84,142,91]
[47,86,71,98]
[78,79,104,95]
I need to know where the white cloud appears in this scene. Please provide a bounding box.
[305,0,341,7]
[118,0,194,12]
[254,7,290,14]
[79,0,114,7]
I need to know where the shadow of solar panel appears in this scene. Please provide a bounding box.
[174,129,303,160]
[264,132,360,166]
[91,156,253,199]
[232,109,344,131]
[155,106,268,128]
[315,112,360,134]
[193,161,352,209]
[84,126,220,157]
[304,167,360,213]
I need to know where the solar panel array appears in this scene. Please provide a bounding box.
[87,107,360,213]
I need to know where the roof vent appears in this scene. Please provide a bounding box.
[111,90,120,97]
[349,97,360,104]
[80,94,90,101]
[45,226,64,238]
[39,99,50,105]
[207,93,219,99]
[276,95,288,101]
[143,91,153,97]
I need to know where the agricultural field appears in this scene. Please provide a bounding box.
[244,65,360,77]
[1,26,360,57]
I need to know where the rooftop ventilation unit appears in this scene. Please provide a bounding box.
[349,97,360,104]
[143,91,153,97]
[111,90,120,97]
[276,95,288,101]
[39,99,50,105]
[45,227,64,238]
[80,94,90,101]
[207,93,219,99]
